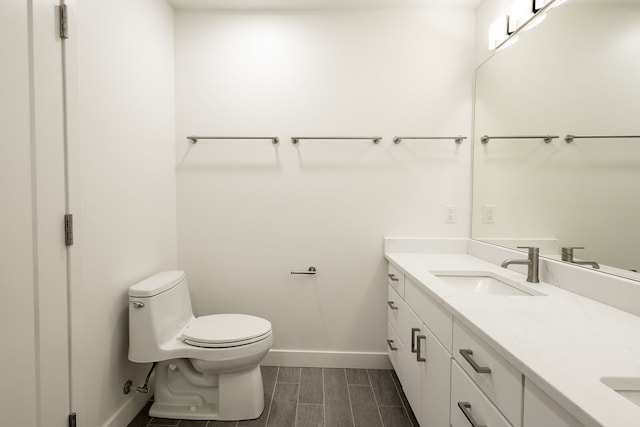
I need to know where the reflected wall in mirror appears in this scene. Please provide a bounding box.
[473,0,640,280]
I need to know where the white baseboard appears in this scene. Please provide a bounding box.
[262,349,392,369]
[104,387,151,427]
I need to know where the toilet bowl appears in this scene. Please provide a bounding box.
[128,271,272,420]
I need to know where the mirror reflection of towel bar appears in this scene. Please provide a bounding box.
[564,134,640,143]
[481,135,558,144]
[291,266,317,275]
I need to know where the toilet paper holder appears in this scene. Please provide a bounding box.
[291,266,317,275]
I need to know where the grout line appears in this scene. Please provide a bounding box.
[264,366,279,427]
[368,370,386,427]
[322,368,326,427]
[344,369,356,427]
[294,368,302,427]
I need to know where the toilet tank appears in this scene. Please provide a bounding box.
[128,271,194,362]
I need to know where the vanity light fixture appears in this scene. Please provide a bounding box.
[509,0,533,34]
[488,15,509,50]
[490,0,568,51]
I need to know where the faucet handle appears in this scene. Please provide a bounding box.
[561,246,585,261]
[562,246,584,253]
[516,246,539,254]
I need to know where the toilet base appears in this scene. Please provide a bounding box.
[150,360,265,420]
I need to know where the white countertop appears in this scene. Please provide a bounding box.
[385,251,640,427]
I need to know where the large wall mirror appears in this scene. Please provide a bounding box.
[472,0,640,280]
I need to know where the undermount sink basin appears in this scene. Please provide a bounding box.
[434,272,542,296]
[601,377,640,407]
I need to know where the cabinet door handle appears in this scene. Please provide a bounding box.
[416,335,426,362]
[387,301,398,310]
[411,328,420,353]
[457,402,486,427]
[459,349,492,374]
[387,273,399,282]
[386,339,398,351]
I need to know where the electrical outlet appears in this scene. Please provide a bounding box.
[483,204,496,224]
[445,204,457,224]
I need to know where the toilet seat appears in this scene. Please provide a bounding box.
[182,314,272,348]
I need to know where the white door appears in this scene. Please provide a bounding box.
[0,1,70,425]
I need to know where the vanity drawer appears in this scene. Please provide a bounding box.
[387,263,405,297]
[453,320,522,427]
[386,321,401,372]
[405,276,453,353]
[451,361,512,427]
[387,285,402,333]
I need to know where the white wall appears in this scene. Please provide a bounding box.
[70,0,177,425]
[175,8,475,366]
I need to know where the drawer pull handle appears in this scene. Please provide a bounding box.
[459,349,492,374]
[411,328,420,353]
[386,339,398,351]
[416,335,426,362]
[458,402,486,427]
[387,301,398,310]
[387,273,399,282]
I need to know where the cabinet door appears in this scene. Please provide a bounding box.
[418,325,451,427]
[396,300,423,415]
[524,379,583,427]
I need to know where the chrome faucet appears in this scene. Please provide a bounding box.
[501,246,539,283]
[561,247,600,269]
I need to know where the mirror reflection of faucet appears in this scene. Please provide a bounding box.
[501,246,539,283]
[561,247,600,269]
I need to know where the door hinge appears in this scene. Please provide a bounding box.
[59,4,69,39]
[64,214,74,246]
[68,412,77,427]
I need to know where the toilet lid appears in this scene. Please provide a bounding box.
[182,314,272,348]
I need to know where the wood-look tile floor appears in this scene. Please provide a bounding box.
[128,366,419,427]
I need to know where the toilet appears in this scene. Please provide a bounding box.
[128,271,273,421]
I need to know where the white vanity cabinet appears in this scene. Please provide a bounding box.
[524,379,583,427]
[386,268,452,427]
[385,249,633,427]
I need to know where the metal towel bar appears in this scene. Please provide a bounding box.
[393,136,466,144]
[187,136,279,144]
[291,136,381,145]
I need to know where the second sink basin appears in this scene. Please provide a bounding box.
[433,272,543,296]
[601,377,640,407]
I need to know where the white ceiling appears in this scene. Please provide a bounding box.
[167,0,482,10]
